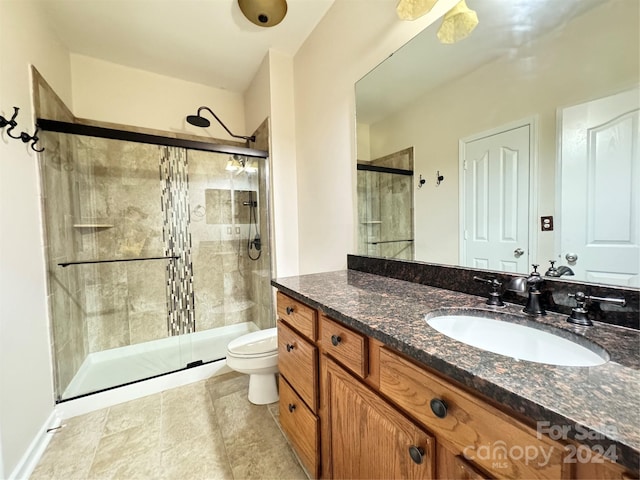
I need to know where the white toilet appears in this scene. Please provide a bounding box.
[225,327,279,405]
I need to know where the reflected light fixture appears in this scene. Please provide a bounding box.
[226,156,244,172]
[396,0,439,20]
[238,0,288,27]
[436,0,478,44]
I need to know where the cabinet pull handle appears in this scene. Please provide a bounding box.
[288,403,296,413]
[409,445,425,464]
[286,306,294,315]
[331,335,342,346]
[430,398,448,418]
[286,343,295,352]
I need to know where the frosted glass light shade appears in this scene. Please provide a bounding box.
[396,0,439,20]
[437,0,478,44]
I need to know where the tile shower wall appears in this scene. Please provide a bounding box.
[73,137,167,353]
[188,148,272,332]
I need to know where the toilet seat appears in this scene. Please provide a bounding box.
[227,327,277,358]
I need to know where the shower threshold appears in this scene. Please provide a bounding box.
[61,322,258,401]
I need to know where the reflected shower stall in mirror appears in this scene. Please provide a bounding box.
[38,125,272,401]
[355,0,639,288]
[357,147,414,260]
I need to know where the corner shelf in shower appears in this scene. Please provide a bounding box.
[72,224,114,229]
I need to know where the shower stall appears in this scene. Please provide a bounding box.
[357,147,414,260]
[38,121,272,402]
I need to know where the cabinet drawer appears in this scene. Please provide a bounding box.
[277,291,317,341]
[379,348,569,480]
[279,376,320,478]
[278,320,318,412]
[320,314,368,379]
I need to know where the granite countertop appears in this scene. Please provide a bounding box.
[272,269,640,472]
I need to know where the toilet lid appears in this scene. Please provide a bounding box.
[227,327,277,357]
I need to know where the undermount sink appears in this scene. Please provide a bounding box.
[426,312,609,367]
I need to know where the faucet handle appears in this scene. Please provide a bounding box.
[473,276,504,306]
[567,291,592,326]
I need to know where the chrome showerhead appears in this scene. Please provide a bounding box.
[186,114,210,128]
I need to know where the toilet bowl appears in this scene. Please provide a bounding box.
[226,327,279,405]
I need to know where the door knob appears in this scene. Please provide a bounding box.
[331,335,342,346]
[286,343,295,352]
[565,253,578,263]
[408,445,425,464]
[514,248,525,257]
[288,403,296,413]
[285,306,294,315]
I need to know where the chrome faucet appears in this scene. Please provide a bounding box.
[545,260,575,277]
[507,265,546,316]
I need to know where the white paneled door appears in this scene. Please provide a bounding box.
[461,125,531,273]
[560,89,640,287]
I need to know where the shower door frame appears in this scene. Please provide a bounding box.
[38,119,271,402]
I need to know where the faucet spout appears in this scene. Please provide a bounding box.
[507,265,546,316]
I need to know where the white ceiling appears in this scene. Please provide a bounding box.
[356,0,606,124]
[37,0,335,93]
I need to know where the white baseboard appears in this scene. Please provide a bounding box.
[9,410,60,480]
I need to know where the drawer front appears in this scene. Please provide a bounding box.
[320,314,368,379]
[379,348,568,480]
[278,320,318,412]
[277,291,317,341]
[279,376,320,478]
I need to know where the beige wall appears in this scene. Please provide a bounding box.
[0,1,72,476]
[367,0,639,266]
[293,0,458,274]
[71,54,247,141]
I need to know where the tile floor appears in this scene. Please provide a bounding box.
[31,372,308,480]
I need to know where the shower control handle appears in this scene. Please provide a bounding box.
[285,306,294,315]
[286,343,295,352]
[331,335,342,347]
[288,403,296,413]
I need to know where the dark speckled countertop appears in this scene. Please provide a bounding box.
[272,270,640,472]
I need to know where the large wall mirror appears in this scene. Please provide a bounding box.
[355,0,639,288]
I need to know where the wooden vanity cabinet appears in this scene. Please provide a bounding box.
[275,291,636,480]
[323,356,436,479]
[277,293,320,477]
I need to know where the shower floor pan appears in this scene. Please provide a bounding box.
[61,322,258,401]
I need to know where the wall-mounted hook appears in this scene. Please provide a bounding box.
[19,127,45,152]
[436,170,444,186]
[0,107,21,139]
[0,107,45,152]
[418,174,426,188]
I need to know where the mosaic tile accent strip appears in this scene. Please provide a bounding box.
[160,146,195,335]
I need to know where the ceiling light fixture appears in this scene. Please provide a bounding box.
[436,0,479,44]
[396,0,439,20]
[238,0,288,27]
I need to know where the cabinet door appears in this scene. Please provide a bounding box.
[325,358,435,479]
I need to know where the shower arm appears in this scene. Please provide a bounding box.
[195,106,256,143]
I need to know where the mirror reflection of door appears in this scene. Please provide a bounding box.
[460,124,531,273]
[559,89,640,287]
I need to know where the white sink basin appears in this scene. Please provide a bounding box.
[426,314,608,367]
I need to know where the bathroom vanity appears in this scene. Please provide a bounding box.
[273,269,639,479]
